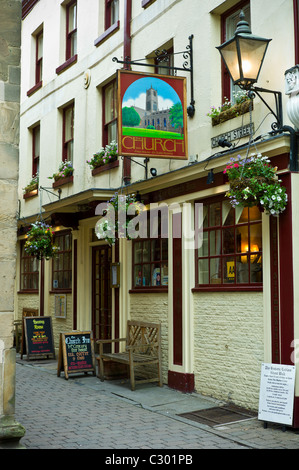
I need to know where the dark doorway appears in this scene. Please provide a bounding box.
[92,245,112,352]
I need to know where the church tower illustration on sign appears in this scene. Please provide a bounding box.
[146,86,158,112]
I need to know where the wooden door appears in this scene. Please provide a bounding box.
[92,245,112,352]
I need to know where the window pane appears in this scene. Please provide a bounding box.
[222,201,234,226]
[223,257,234,284]
[68,3,77,32]
[236,255,249,283]
[250,223,262,252]
[249,206,262,222]
[198,233,208,257]
[198,259,209,284]
[111,0,119,24]
[251,254,262,283]
[210,258,222,283]
[161,263,168,285]
[37,33,43,60]
[108,120,117,143]
[134,242,142,264]
[209,202,221,227]
[143,264,150,286]
[236,225,248,253]
[152,265,161,286]
[65,107,73,141]
[105,83,117,123]
[223,227,234,254]
[142,240,150,262]
[210,230,221,256]
[151,239,161,261]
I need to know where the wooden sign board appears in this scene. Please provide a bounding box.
[23,316,55,361]
[20,308,39,359]
[258,363,296,426]
[57,331,96,380]
[118,70,188,160]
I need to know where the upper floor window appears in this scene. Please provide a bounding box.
[63,103,74,161]
[32,124,40,177]
[52,231,72,291]
[66,0,77,60]
[103,80,117,146]
[105,0,119,30]
[35,30,43,84]
[221,1,250,103]
[196,198,262,288]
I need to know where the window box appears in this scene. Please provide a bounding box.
[92,159,119,176]
[52,175,73,188]
[27,81,42,97]
[56,54,77,75]
[94,21,120,47]
[212,99,251,126]
[23,187,38,199]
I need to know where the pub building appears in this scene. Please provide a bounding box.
[16,0,299,426]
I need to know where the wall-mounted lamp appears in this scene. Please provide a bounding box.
[216,10,271,91]
[216,10,298,172]
[207,169,214,184]
[150,168,157,177]
[218,137,233,148]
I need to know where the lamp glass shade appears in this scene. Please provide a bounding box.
[218,34,271,89]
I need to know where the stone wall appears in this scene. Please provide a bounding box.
[0,0,25,444]
[193,292,264,411]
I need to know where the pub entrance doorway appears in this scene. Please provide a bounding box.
[92,245,112,352]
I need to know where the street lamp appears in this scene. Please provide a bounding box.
[216,10,298,171]
[216,10,271,90]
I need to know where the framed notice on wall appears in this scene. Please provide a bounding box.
[118,70,188,160]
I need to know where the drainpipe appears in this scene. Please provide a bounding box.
[123,0,132,185]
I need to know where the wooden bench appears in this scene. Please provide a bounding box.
[96,320,162,391]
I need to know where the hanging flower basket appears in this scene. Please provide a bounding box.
[95,192,143,246]
[224,154,288,215]
[24,221,59,260]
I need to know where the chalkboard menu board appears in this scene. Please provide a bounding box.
[57,331,96,380]
[24,316,55,360]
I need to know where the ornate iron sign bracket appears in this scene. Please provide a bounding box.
[112,35,195,117]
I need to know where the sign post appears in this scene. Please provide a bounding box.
[258,363,296,429]
[57,331,96,380]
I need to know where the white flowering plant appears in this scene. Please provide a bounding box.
[224,153,288,215]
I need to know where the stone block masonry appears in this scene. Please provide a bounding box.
[0,0,25,444]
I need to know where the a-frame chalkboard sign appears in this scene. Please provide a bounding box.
[57,331,96,380]
[23,316,55,360]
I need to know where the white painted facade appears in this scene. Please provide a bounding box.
[16,0,299,418]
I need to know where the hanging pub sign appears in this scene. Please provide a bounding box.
[118,70,188,160]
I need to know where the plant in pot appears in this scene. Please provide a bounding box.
[23,173,39,195]
[87,141,118,170]
[49,160,74,181]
